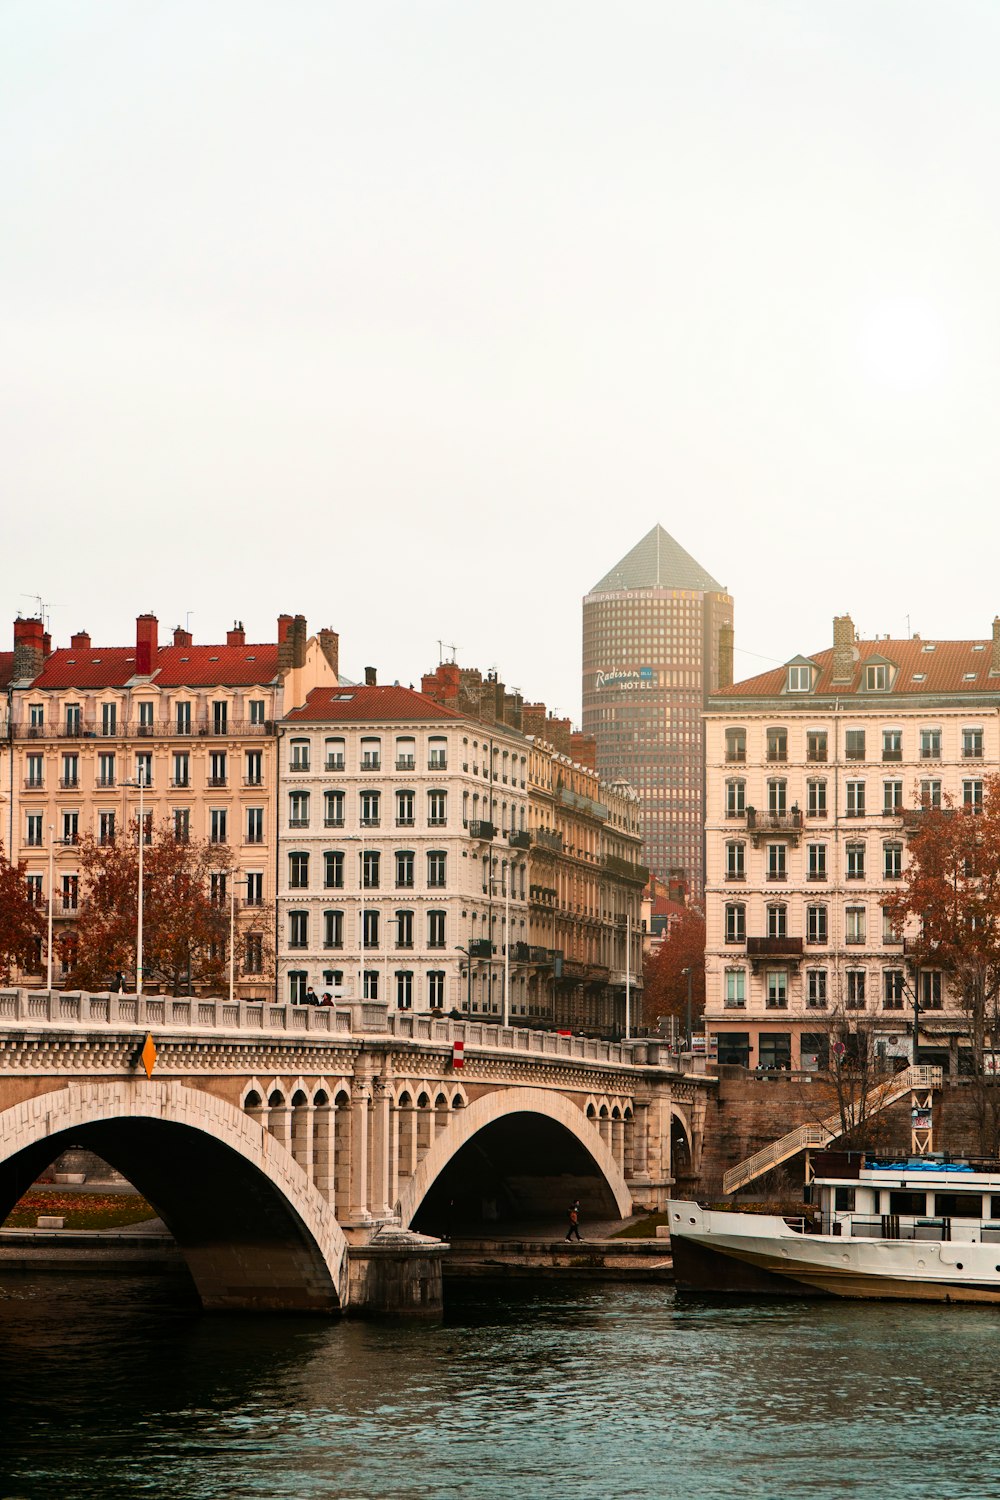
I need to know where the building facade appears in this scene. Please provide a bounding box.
[3,611,339,995]
[582,523,733,895]
[704,614,1000,1073]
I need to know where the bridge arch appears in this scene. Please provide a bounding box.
[0,1080,347,1312]
[397,1086,632,1230]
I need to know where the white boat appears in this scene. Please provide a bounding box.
[670,1152,1000,1303]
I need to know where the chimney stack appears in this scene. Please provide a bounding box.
[991,617,1000,677]
[13,617,45,680]
[173,626,192,647]
[318,628,339,679]
[291,614,308,670]
[227,621,246,647]
[717,623,734,690]
[570,730,597,770]
[831,614,856,685]
[135,614,158,675]
[71,631,91,650]
[365,666,377,686]
[277,614,294,670]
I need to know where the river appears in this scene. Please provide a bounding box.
[1,1272,998,1499]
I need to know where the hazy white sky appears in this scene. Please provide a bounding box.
[4,2,1000,713]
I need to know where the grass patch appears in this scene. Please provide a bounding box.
[612,1213,672,1239]
[3,1191,156,1230]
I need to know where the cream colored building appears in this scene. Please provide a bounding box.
[704,614,1000,1073]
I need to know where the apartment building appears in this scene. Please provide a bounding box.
[704,614,1000,1073]
[4,611,338,994]
[276,680,530,1013]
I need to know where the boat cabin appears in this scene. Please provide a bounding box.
[810,1152,1000,1242]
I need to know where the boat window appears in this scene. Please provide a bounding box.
[889,1191,927,1216]
[934,1193,984,1219]
[834,1187,855,1212]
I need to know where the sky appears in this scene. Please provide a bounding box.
[4,1,1000,715]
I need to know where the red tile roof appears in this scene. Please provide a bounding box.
[0,653,15,690]
[285,684,461,723]
[714,638,1000,700]
[30,644,281,690]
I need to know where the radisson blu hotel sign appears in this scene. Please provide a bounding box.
[595,667,655,691]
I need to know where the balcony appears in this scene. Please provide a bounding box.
[745,808,802,847]
[512,941,531,962]
[207,777,228,788]
[468,820,495,841]
[12,718,274,740]
[288,818,310,829]
[324,816,345,829]
[746,936,804,972]
[360,816,380,828]
[428,757,447,772]
[361,757,381,772]
[508,830,532,849]
[601,852,649,884]
[395,757,415,771]
[326,757,345,771]
[23,779,45,791]
[533,827,563,853]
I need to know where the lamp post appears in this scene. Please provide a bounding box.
[454,945,473,1016]
[489,865,511,1027]
[46,824,54,990]
[229,875,250,1006]
[681,965,693,1051]
[912,965,921,1069]
[122,770,147,994]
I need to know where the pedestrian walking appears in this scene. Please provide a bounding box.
[565,1200,582,1242]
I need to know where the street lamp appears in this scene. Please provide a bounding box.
[229,875,250,1005]
[121,770,147,994]
[681,966,693,1051]
[454,945,473,1016]
[46,824,55,991]
[490,864,511,1027]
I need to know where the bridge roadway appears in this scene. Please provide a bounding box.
[0,989,711,1314]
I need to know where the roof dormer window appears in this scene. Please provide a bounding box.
[787,664,812,693]
[865,663,889,691]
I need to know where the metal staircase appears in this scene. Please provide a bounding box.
[721,1065,943,1195]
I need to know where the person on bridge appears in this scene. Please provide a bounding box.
[565,1201,582,1242]
[304,987,319,1006]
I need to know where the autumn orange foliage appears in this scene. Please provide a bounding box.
[0,841,45,982]
[642,908,705,1028]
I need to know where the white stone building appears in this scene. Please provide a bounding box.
[703,614,1000,1074]
[276,682,530,1012]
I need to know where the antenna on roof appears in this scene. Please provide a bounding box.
[21,593,53,629]
[438,640,459,664]
[185,611,193,632]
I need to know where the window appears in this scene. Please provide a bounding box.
[884,970,905,1010]
[362,850,380,889]
[865,664,888,691]
[428,736,448,770]
[290,739,310,772]
[210,809,227,844]
[212,700,228,735]
[882,908,900,945]
[766,844,786,881]
[395,850,415,889]
[65,704,81,736]
[845,730,866,761]
[428,971,446,1009]
[846,970,866,1009]
[846,842,866,880]
[806,731,827,763]
[133,751,152,787]
[725,728,746,763]
[60,750,78,785]
[99,811,116,846]
[324,851,344,889]
[427,850,447,888]
[245,872,263,905]
[395,910,414,948]
[963,728,984,759]
[175,701,191,736]
[920,779,942,810]
[98,752,116,788]
[807,843,827,881]
[846,780,865,818]
[26,753,43,787]
[882,729,902,762]
[724,969,746,1008]
[767,904,787,939]
[289,911,308,949]
[884,842,903,879]
[26,814,43,847]
[210,872,227,907]
[396,971,413,1010]
[289,971,307,1004]
[244,750,263,786]
[60,876,79,912]
[396,789,415,827]
[766,727,787,762]
[964,780,983,813]
[807,970,828,1009]
[767,779,787,815]
[288,790,310,828]
[882,780,902,815]
[244,932,264,974]
[725,904,746,944]
[363,971,379,1000]
[726,779,746,818]
[102,702,117,737]
[428,910,446,948]
[806,905,828,944]
[725,842,745,880]
[323,910,344,949]
[361,737,381,770]
[324,789,344,828]
[428,790,447,827]
[766,971,788,1009]
[172,752,189,788]
[807,779,827,818]
[360,790,380,827]
[845,907,866,945]
[787,665,811,692]
[137,701,154,732]
[245,807,264,844]
[362,910,380,948]
[326,738,345,771]
[62,812,78,845]
[920,971,943,1010]
[249,699,265,725]
[173,809,189,844]
[920,729,941,760]
[289,852,309,889]
[26,874,43,907]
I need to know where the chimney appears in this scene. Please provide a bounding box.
[365,666,377,686]
[227,621,246,647]
[548,716,572,757]
[71,631,91,650]
[13,617,45,680]
[291,614,308,670]
[135,614,158,676]
[521,703,548,741]
[173,626,192,647]
[831,614,856,685]
[992,617,1000,677]
[717,623,734,690]
[570,730,597,770]
[318,628,339,679]
[277,614,294,670]
[42,632,51,657]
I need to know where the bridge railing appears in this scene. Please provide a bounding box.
[0,988,676,1068]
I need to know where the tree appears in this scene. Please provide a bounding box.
[882,776,1000,1152]
[806,1004,898,1151]
[66,819,273,996]
[0,841,45,983]
[642,908,705,1030]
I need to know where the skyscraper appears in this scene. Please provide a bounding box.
[582,524,733,896]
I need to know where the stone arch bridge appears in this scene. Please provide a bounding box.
[0,990,711,1313]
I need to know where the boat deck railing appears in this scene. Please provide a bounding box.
[820,1214,1000,1243]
